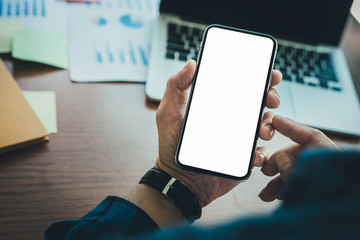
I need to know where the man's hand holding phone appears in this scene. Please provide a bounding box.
[155,60,282,207]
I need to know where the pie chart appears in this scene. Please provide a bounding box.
[119,14,143,28]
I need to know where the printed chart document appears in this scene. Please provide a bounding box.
[68,0,160,82]
[0,0,68,67]
[0,0,67,35]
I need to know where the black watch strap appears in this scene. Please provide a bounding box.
[139,168,202,223]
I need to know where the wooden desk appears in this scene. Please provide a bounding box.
[1,16,359,240]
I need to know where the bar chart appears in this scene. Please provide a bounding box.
[68,0,160,82]
[0,0,67,36]
[93,41,149,66]
[85,0,158,12]
[0,0,46,18]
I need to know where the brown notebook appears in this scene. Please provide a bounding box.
[0,59,49,153]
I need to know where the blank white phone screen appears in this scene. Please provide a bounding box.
[178,27,275,178]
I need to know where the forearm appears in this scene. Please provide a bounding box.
[45,174,192,240]
[125,183,187,228]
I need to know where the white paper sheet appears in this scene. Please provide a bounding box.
[23,90,58,134]
[68,0,160,82]
[0,0,67,35]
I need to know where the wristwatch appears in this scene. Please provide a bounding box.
[139,168,202,223]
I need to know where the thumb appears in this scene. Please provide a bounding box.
[166,60,196,92]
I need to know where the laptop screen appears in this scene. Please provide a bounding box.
[160,0,353,46]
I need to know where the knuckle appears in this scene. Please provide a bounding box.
[155,106,164,123]
[285,125,295,138]
[303,128,325,146]
[155,112,161,125]
[167,75,176,88]
[155,109,160,120]
[311,128,324,138]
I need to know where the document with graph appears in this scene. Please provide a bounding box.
[68,0,160,82]
[0,0,67,35]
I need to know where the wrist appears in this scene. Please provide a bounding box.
[125,183,186,227]
[140,168,202,223]
[156,157,239,207]
[155,159,207,206]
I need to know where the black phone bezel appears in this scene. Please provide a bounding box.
[175,24,278,181]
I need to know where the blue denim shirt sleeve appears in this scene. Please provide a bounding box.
[45,150,360,240]
[45,196,158,240]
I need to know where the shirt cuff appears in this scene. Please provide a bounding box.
[45,196,159,240]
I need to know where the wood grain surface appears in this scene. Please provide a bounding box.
[0,15,359,240]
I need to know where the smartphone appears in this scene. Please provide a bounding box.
[175,24,277,181]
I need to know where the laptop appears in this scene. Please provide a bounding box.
[146,0,360,137]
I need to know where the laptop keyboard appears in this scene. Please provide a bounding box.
[166,23,204,61]
[165,22,341,92]
[275,45,341,91]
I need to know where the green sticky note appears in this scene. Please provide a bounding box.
[0,21,23,53]
[22,91,58,134]
[12,30,68,69]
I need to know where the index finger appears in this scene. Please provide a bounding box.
[272,115,325,146]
